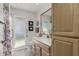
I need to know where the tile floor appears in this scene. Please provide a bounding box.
[12,45,32,56]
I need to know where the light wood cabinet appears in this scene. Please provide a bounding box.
[42,49,49,56]
[73,4,79,35]
[35,45,41,56]
[53,3,79,34]
[32,39,51,56]
[32,40,41,56]
[52,3,79,56]
[53,3,73,32]
[53,36,79,56]
[53,39,73,56]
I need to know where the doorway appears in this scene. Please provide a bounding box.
[12,16,27,56]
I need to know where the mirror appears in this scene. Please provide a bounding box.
[40,8,52,38]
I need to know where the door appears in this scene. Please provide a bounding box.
[14,17,26,48]
[13,17,26,56]
[53,39,73,56]
[53,36,79,56]
[0,22,4,56]
[53,3,73,32]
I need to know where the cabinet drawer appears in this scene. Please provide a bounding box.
[33,39,51,56]
[35,40,50,53]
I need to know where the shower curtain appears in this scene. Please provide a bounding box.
[3,3,12,56]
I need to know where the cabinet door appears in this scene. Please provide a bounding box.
[73,4,79,35]
[53,39,73,56]
[32,44,36,56]
[42,49,49,56]
[53,4,73,32]
[35,45,41,56]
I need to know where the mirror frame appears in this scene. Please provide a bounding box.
[40,8,52,37]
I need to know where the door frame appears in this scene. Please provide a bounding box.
[12,16,27,50]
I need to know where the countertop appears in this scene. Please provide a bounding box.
[33,37,52,46]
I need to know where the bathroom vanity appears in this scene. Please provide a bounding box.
[32,37,52,56]
[32,7,52,56]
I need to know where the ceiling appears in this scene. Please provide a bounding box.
[10,3,51,13]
